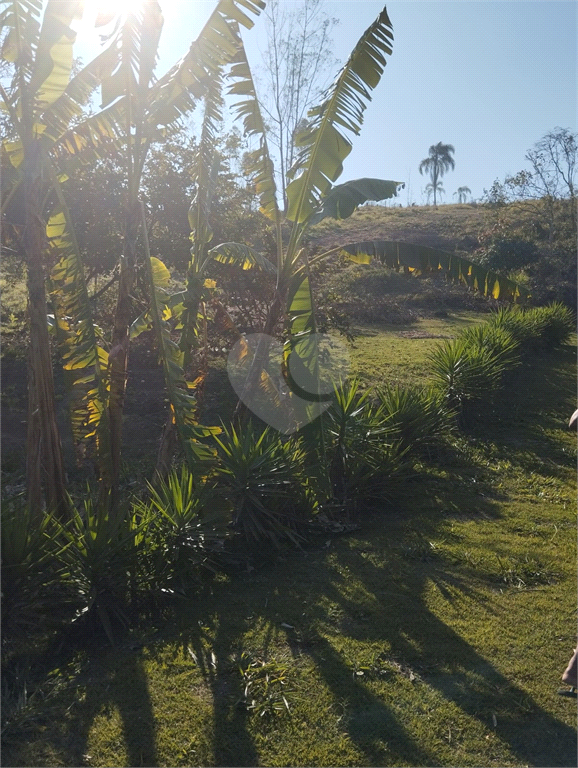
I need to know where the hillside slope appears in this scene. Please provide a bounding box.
[307,199,576,314]
[308,203,489,254]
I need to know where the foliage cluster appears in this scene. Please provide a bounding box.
[1,372,451,642]
[480,128,577,309]
[3,318,576,768]
[428,301,575,424]
[4,303,572,645]
[1,0,526,522]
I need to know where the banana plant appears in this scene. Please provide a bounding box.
[137,69,277,472]
[42,0,265,506]
[2,0,268,509]
[139,204,222,469]
[208,6,402,411]
[45,164,112,493]
[208,4,528,421]
[0,0,121,515]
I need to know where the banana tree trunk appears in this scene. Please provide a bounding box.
[22,141,68,518]
[107,201,140,509]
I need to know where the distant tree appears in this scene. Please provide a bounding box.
[524,127,576,230]
[480,128,577,308]
[485,128,578,249]
[259,0,339,206]
[454,185,471,204]
[419,142,455,207]
[425,182,444,204]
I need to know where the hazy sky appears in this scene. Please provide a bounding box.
[76,0,577,204]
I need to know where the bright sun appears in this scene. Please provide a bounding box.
[85,0,147,28]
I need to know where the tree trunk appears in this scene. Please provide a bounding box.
[22,141,68,518]
[107,201,140,509]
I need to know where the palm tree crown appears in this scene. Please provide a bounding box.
[454,185,471,204]
[419,142,455,207]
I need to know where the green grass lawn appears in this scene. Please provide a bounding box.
[3,318,576,768]
[347,312,488,389]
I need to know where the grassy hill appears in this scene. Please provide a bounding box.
[306,200,576,321]
[309,202,488,254]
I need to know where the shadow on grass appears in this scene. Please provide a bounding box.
[292,539,576,767]
[159,461,574,766]
[2,346,575,767]
[2,640,158,768]
[3,489,574,767]
[465,344,577,473]
[171,599,260,768]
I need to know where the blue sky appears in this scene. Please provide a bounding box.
[76,0,577,204]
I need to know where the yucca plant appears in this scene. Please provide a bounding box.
[487,306,546,351]
[134,466,231,595]
[322,379,411,511]
[55,494,148,643]
[428,338,508,421]
[213,423,310,545]
[458,323,521,371]
[1,495,69,637]
[531,302,576,348]
[376,383,454,455]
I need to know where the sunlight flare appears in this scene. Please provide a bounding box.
[84,0,148,29]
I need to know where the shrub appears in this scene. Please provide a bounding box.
[487,306,546,350]
[428,338,507,419]
[376,383,454,454]
[213,423,310,545]
[477,236,538,272]
[55,496,148,642]
[135,467,230,594]
[531,302,575,348]
[489,303,575,352]
[321,379,412,510]
[458,323,521,370]
[1,498,68,637]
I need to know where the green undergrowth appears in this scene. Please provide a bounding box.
[347,312,488,389]
[2,318,576,768]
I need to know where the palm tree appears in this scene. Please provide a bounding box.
[425,182,444,205]
[419,142,455,207]
[454,185,471,204]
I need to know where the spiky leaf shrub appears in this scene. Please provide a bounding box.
[55,496,148,642]
[489,303,575,352]
[487,306,547,351]
[531,302,575,348]
[376,383,454,455]
[1,497,69,637]
[213,424,310,546]
[135,467,230,595]
[458,324,521,371]
[428,338,507,420]
[321,379,411,511]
